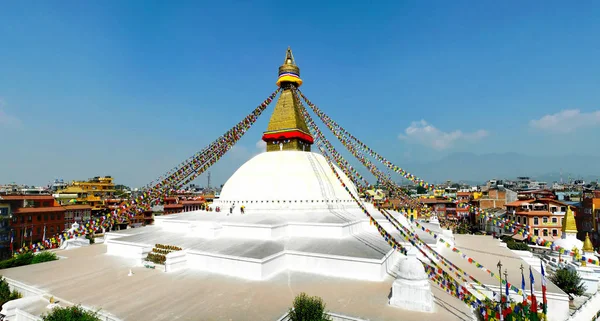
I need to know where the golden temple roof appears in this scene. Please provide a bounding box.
[262,47,313,152]
[584,233,594,252]
[265,89,310,134]
[561,206,578,234]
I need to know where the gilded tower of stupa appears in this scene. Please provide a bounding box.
[261,47,314,152]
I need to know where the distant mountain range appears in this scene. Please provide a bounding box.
[400,152,600,185]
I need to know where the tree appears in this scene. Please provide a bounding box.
[416,186,427,194]
[550,267,586,297]
[0,277,22,308]
[288,293,331,321]
[42,305,101,321]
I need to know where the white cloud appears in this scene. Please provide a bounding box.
[0,99,21,128]
[530,109,600,133]
[398,120,488,150]
[255,139,266,151]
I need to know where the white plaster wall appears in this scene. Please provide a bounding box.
[106,241,151,262]
[261,253,287,279]
[569,291,600,321]
[5,278,44,297]
[165,251,187,273]
[219,224,275,239]
[287,251,384,281]
[186,250,264,280]
[15,309,42,321]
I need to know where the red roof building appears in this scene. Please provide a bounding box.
[505,198,574,239]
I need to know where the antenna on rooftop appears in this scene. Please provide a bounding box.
[207,171,211,190]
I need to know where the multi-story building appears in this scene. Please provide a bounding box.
[419,198,469,219]
[0,201,11,257]
[471,187,518,210]
[63,205,92,230]
[0,195,66,251]
[163,197,184,215]
[55,176,116,215]
[505,198,574,239]
[582,190,600,246]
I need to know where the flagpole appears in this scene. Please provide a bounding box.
[504,268,509,310]
[520,264,527,306]
[497,260,503,321]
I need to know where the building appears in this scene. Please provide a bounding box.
[505,198,575,239]
[63,205,92,230]
[471,187,517,210]
[163,197,184,214]
[582,190,600,246]
[55,176,116,214]
[0,195,66,252]
[0,202,11,257]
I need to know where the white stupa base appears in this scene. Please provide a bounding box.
[389,251,435,313]
[59,236,90,250]
[389,278,435,313]
[105,206,436,281]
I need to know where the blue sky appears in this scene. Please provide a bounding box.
[1,1,600,187]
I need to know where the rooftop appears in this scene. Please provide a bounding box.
[1,244,474,321]
[13,207,66,214]
[0,195,54,201]
[62,205,93,210]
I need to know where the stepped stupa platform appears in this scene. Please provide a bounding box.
[104,205,436,281]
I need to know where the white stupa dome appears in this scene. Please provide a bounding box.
[214,151,360,210]
[553,235,583,253]
[397,257,428,281]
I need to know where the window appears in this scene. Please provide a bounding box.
[0,208,8,216]
[37,227,41,234]
[561,206,566,212]
[44,214,48,221]
[37,215,41,221]
[543,229,548,236]
[534,217,539,225]
[542,217,548,224]
[534,229,539,236]
[552,217,557,224]
[50,214,55,220]
[552,229,558,236]
[28,216,32,222]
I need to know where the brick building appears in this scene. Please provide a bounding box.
[505,198,573,239]
[582,190,600,246]
[0,195,67,251]
[471,187,518,210]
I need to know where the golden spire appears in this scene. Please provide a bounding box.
[276,47,302,87]
[584,232,594,252]
[262,47,313,152]
[561,206,578,235]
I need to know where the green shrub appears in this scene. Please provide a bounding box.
[550,268,586,297]
[13,252,34,266]
[506,240,530,251]
[9,290,22,301]
[32,251,58,264]
[0,277,22,308]
[0,277,10,307]
[42,305,101,321]
[288,293,331,321]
